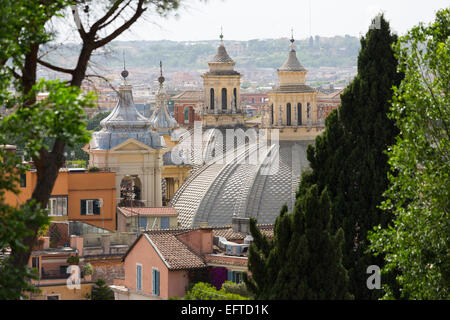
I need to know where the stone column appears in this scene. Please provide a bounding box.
[154,167,162,207]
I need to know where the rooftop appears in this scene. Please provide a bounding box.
[118,206,178,217]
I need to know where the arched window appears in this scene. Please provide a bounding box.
[286,103,291,126]
[270,104,274,125]
[233,88,237,108]
[210,88,215,110]
[297,103,302,125]
[184,107,189,123]
[222,88,227,110]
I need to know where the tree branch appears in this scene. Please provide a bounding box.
[37,59,74,74]
[93,1,147,49]
[98,0,132,31]
[89,0,126,33]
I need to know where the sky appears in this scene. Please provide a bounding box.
[109,0,449,41]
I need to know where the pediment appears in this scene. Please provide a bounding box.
[110,138,156,152]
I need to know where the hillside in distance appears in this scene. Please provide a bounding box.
[42,35,360,72]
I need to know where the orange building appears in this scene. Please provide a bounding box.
[5,168,117,231]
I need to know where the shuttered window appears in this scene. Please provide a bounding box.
[136,264,142,291]
[152,268,160,296]
[160,217,170,229]
[80,199,100,215]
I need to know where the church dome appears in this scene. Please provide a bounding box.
[169,128,312,227]
[90,71,162,150]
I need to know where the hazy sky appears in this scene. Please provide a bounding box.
[111,0,448,41]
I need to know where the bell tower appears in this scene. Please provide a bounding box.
[262,30,321,141]
[201,30,245,127]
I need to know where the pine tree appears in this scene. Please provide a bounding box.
[245,186,352,299]
[298,14,403,299]
[91,278,115,300]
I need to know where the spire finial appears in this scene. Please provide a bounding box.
[121,50,129,79]
[219,26,224,46]
[290,28,294,43]
[158,60,165,84]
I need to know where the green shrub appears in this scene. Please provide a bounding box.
[183,282,249,300]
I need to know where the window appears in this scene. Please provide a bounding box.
[152,268,160,296]
[31,257,39,270]
[139,217,147,230]
[46,295,60,300]
[136,264,142,291]
[286,103,291,126]
[233,88,237,107]
[20,173,26,188]
[47,197,68,216]
[270,105,274,125]
[160,217,170,229]
[81,199,100,215]
[184,107,189,123]
[297,103,302,125]
[221,88,227,110]
[210,88,215,109]
[227,270,243,283]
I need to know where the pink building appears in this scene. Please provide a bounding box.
[111,220,273,300]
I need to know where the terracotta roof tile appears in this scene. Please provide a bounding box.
[145,230,206,270]
[119,207,178,217]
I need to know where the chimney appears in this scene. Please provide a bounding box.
[101,234,111,254]
[43,236,50,249]
[70,235,84,257]
[232,216,250,235]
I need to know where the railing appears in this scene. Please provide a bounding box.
[40,270,70,280]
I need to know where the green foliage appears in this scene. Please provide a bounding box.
[67,255,79,265]
[91,278,115,300]
[369,8,450,300]
[183,282,249,300]
[221,281,253,298]
[245,187,352,300]
[0,0,71,300]
[296,14,402,299]
[83,263,94,276]
[88,166,100,172]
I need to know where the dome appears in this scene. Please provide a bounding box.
[169,127,312,228]
[90,73,162,150]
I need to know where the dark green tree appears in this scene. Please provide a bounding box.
[245,186,352,300]
[297,14,403,299]
[91,278,115,300]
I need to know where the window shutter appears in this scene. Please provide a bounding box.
[156,270,160,296]
[81,200,86,215]
[160,217,170,229]
[152,269,156,294]
[136,265,142,291]
[94,199,100,215]
[227,270,233,282]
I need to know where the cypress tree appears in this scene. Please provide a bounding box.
[245,187,352,299]
[298,14,403,299]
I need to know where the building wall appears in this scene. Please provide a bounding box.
[174,101,201,126]
[123,235,170,299]
[89,259,124,285]
[31,283,92,300]
[176,229,213,255]
[4,170,117,231]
